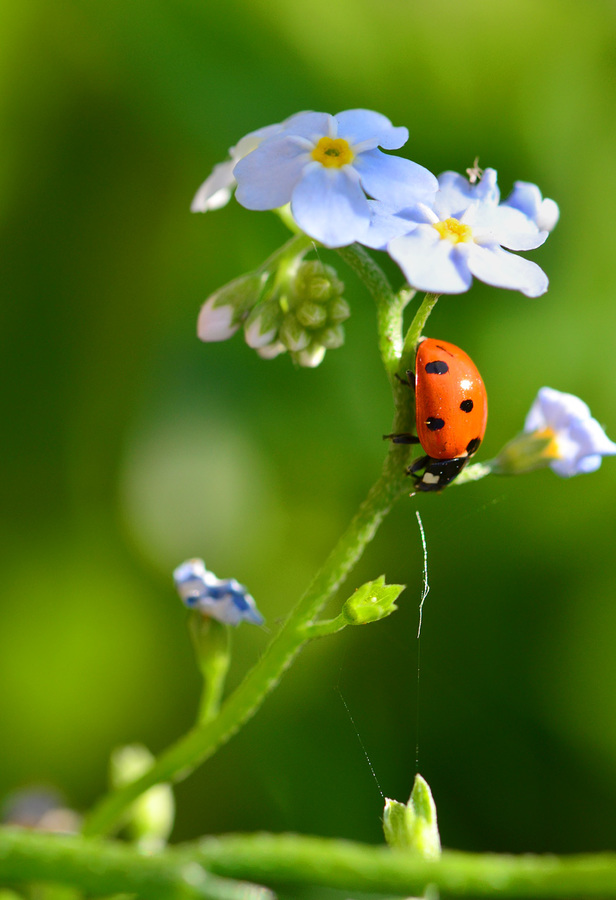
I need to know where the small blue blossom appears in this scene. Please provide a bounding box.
[173,558,264,626]
[233,109,438,248]
[386,168,554,297]
[524,387,616,477]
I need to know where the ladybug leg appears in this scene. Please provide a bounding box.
[407,454,430,475]
[394,370,416,392]
[383,432,420,444]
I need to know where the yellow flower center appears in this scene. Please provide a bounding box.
[433,217,473,244]
[535,426,561,459]
[311,137,354,168]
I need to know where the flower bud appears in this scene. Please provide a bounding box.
[256,341,287,360]
[383,774,441,859]
[319,325,345,349]
[279,314,311,352]
[296,300,328,330]
[293,343,326,368]
[110,744,175,852]
[294,260,345,302]
[198,271,268,342]
[327,296,351,324]
[244,299,283,349]
[342,576,403,625]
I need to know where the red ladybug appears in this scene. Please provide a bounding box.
[386,338,488,492]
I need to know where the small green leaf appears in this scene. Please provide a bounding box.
[383,773,441,859]
[342,576,404,625]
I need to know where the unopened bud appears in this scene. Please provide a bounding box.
[280,314,310,352]
[244,299,283,349]
[383,774,441,859]
[198,271,268,342]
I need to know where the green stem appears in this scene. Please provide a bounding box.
[400,292,440,373]
[191,833,616,898]
[83,245,417,839]
[0,828,271,900]
[336,243,413,378]
[4,828,616,899]
[83,443,412,837]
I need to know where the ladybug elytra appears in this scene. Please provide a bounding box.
[386,338,488,492]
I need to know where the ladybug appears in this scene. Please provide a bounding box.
[385,338,488,492]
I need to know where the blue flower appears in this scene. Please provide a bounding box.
[524,387,616,477]
[233,109,438,248]
[173,558,264,626]
[386,168,555,297]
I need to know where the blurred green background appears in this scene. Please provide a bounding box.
[2,0,616,859]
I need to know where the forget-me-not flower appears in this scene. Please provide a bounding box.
[233,109,438,248]
[523,387,616,477]
[386,168,555,297]
[174,558,264,626]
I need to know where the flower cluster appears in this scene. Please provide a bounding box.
[192,108,558,300]
[173,558,264,626]
[198,254,351,367]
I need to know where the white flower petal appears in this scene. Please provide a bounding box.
[191,160,236,212]
[291,165,371,247]
[388,227,473,294]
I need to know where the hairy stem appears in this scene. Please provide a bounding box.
[4,828,616,899]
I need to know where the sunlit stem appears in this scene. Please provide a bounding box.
[400,292,440,374]
[82,241,419,838]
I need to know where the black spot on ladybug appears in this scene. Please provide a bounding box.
[460,399,474,412]
[425,360,449,375]
[466,437,481,455]
[426,417,445,431]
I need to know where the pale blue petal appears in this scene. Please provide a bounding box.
[466,245,548,297]
[503,181,560,232]
[434,168,499,218]
[361,202,422,250]
[473,205,547,251]
[525,387,591,433]
[234,139,309,209]
[274,111,333,140]
[354,150,438,207]
[291,164,371,247]
[388,228,473,294]
[335,109,408,150]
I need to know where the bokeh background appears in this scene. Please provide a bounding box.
[2,0,616,863]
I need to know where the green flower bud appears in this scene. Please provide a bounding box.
[293,343,326,368]
[327,296,351,324]
[296,300,328,330]
[383,774,441,859]
[198,271,269,342]
[110,745,175,851]
[319,325,345,349]
[244,298,283,349]
[294,260,344,303]
[342,576,404,625]
[280,314,310,351]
